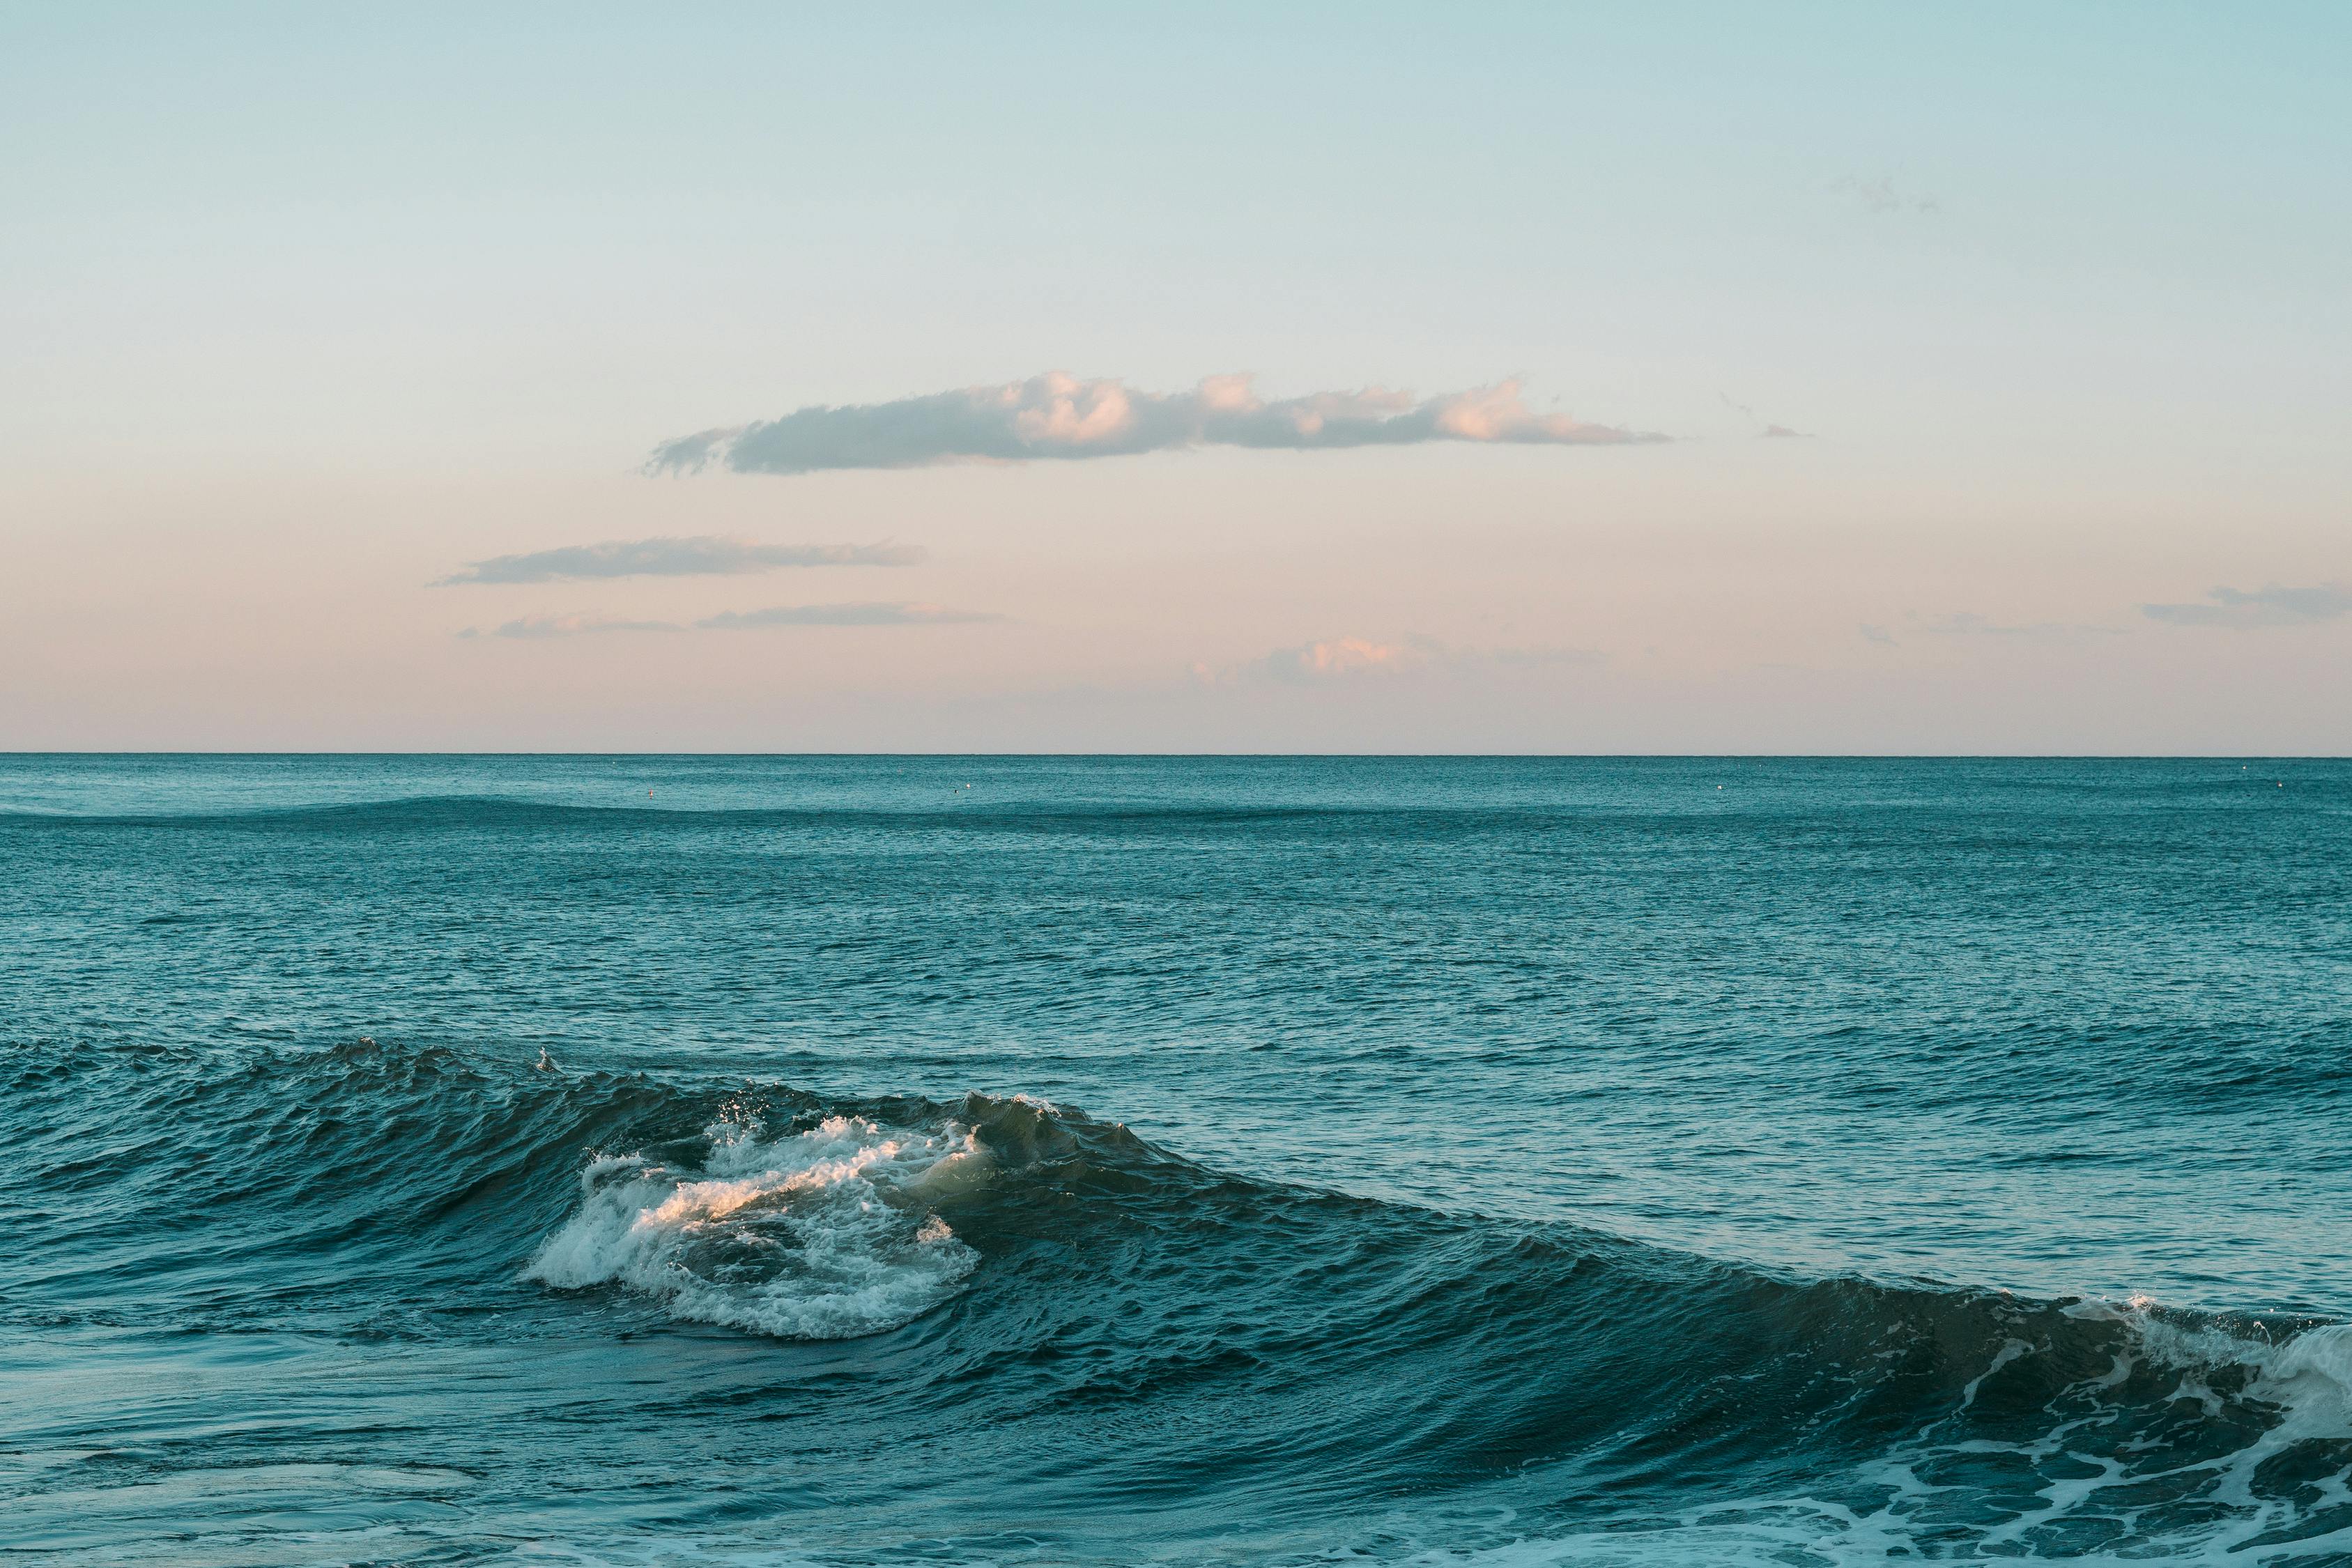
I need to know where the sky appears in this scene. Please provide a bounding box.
[3,1,2346,752]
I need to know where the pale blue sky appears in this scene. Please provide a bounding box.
[4,3,2346,750]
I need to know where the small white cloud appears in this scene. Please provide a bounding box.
[652,372,1664,476]
[2142,584,2351,630]
[695,601,1004,629]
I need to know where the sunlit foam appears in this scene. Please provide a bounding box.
[527,1114,981,1339]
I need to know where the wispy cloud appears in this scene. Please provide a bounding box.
[695,601,1004,629]
[1832,173,1939,215]
[652,372,1663,476]
[1859,623,1898,646]
[1720,394,1812,440]
[2142,584,2352,630]
[436,536,921,585]
[465,613,682,639]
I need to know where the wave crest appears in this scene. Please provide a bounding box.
[13,1041,2352,1558]
[525,1112,983,1339]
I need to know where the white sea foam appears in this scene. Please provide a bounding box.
[527,1113,982,1339]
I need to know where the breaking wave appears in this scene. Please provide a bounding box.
[525,1112,983,1338]
[6,1039,2350,1562]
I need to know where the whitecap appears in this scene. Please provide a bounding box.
[526,1113,982,1339]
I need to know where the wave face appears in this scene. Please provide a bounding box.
[4,1042,2350,1565]
[4,755,2350,1565]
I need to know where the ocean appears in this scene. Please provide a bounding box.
[3,754,2349,1567]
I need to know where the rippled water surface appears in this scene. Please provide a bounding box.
[3,755,2349,1565]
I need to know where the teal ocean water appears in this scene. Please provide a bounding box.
[3,755,2349,1566]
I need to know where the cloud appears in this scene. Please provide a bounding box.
[1721,393,1811,440]
[459,601,1001,638]
[1832,174,1939,215]
[1197,635,1599,686]
[470,613,682,639]
[651,372,1664,476]
[1859,623,1898,645]
[695,601,1004,629]
[1245,636,1429,683]
[436,537,921,585]
[2142,584,2352,630]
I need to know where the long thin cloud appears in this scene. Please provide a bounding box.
[696,602,1003,629]
[2143,584,2351,629]
[466,613,683,639]
[651,372,1663,476]
[436,536,921,585]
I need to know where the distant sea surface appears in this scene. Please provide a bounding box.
[4,755,2350,1567]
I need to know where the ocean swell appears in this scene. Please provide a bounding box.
[6,1040,2351,1561]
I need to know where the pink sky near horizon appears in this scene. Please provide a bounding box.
[4,6,2346,752]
